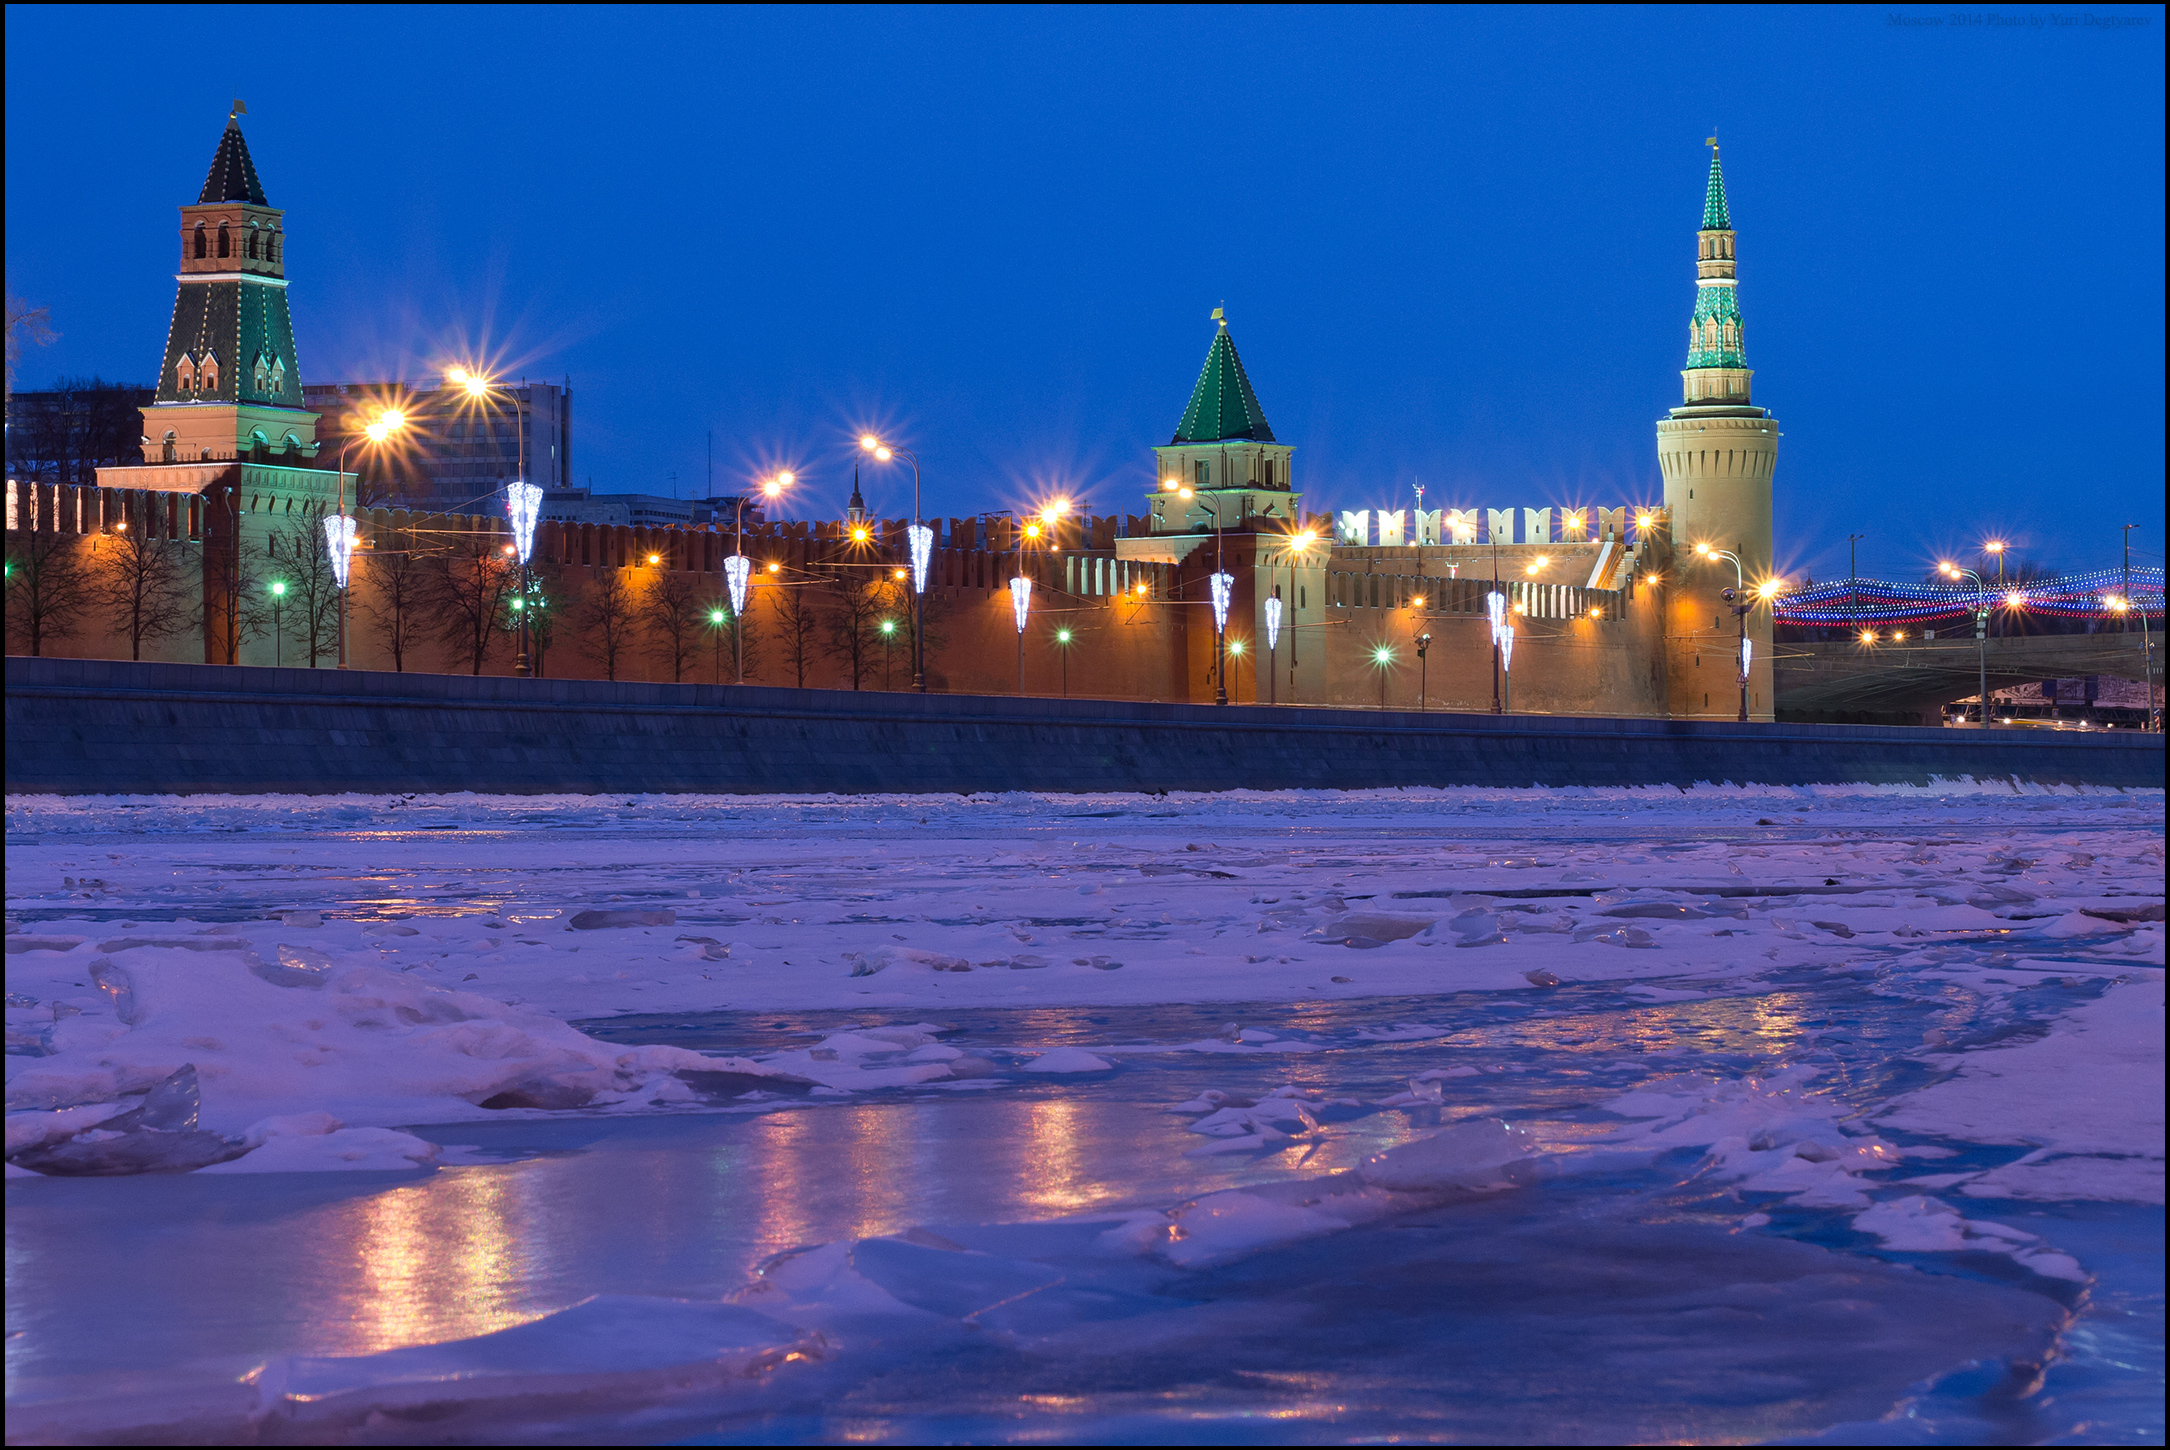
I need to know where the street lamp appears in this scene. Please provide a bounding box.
[1415,630,1432,711]
[1372,644,1394,708]
[448,368,541,678]
[1055,625,1073,697]
[329,409,407,668]
[1694,542,1755,722]
[727,472,791,684]
[1273,527,1317,705]
[1226,636,1245,704]
[880,617,897,690]
[709,607,727,684]
[861,434,932,692]
[1939,561,1993,726]
[269,580,287,667]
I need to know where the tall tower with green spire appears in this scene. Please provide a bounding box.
[1656,142,1779,720]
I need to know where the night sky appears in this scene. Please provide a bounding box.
[5,6,2161,581]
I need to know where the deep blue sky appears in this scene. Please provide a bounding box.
[6,6,2162,580]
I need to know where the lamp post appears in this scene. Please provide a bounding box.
[329,409,407,668]
[269,580,286,666]
[1372,645,1393,708]
[727,472,791,684]
[880,617,896,690]
[1939,560,1993,726]
[860,435,931,692]
[1498,623,1514,713]
[1694,542,1755,722]
[1416,630,1432,710]
[1055,626,1072,697]
[1274,527,1316,705]
[1846,532,1867,639]
[1226,637,1245,703]
[447,369,537,676]
[1488,529,1505,713]
[709,607,726,684]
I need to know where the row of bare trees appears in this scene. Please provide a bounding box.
[7,514,947,686]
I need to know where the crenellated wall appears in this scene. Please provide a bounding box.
[8,479,1681,717]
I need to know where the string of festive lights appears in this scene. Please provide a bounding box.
[1773,569,2163,625]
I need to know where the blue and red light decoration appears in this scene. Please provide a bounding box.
[1773,569,2163,626]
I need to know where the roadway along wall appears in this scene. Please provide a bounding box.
[5,657,2162,796]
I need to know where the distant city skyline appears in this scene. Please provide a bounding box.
[5,7,2161,582]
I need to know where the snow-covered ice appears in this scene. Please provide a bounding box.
[4,783,2162,1442]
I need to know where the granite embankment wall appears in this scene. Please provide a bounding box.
[5,657,2162,795]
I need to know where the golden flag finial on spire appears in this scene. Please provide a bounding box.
[1210,304,1225,326]
[1705,133,1718,151]
[231,98,248,121]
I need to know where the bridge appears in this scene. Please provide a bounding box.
[1774,632,2159,719]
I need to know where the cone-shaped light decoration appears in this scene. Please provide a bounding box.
[908,523,934,594]
[1263,595,1283,650]
[1738,637,1753,680]
[1499,622,1515,672]
[1209,571,1235,632]
[1485,590,1508,641]
[725,555,752,618]
[1009,575,1032,633]
[323,514,358,589]
[506,481,543,565]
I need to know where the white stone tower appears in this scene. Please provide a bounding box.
[1657,143,1779,721]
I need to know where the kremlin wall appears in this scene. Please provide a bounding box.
[9,115,1760,723]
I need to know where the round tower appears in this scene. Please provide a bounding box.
[1657,142,1778,721]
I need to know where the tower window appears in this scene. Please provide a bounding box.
[218,224,230,258]
[1196,460,1208,488]
[246,229,258,260]
[162,432,177,463]
[193,225,207,259]
[265,232,277,263]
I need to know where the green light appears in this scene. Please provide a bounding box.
[880,620,896,635]
[710,609,726,624]
[511,598,525,611]
[271,581,286,597]
[1056,628,1072,644]
[1372,646,1393,664]
[1227,639,1244,655]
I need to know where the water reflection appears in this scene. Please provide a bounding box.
[342,1166,534,1354]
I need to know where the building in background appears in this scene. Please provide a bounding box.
[303,379,570,511]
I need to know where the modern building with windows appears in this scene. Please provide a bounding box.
[301,379,571,511]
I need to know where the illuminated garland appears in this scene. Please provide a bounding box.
[1774,568,2163,624]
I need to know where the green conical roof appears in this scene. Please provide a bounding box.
[1701,150,1731,231]
[1171,324,1276,444]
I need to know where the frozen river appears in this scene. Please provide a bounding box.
[5,784,2163,1443]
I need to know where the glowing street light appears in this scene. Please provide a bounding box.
[1939,560,1994,726]
[725,471,790,684]
[268,580,287,667]
[1270,527,1318,706]
[708,607,727,684]
[447,367,545,676]
[1054,625,1074,697]
[861,434,932,691]
[329,405,406,669]
[1695,542,1757,722]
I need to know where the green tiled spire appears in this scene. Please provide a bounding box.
[1171,321,1276,445]
[1700,149,1731,231]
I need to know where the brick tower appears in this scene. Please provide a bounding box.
[141,105,321,467]
[1656,143,1779,720]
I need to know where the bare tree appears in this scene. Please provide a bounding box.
[5,377,153,483]
[578,567,641,681]
[642,568,704,683]
[823,572,899,690]
[4,526,93,656]
[89,515,192,660]
[5,294,56,400]
[359,523,429,672]
[767,577,825,688]
[428,527,518,675]
[257,502,341,668]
